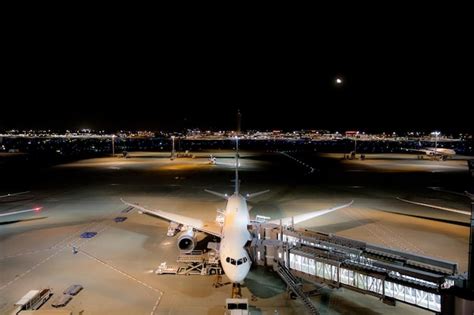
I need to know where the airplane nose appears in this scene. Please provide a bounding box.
[223,263,249,283]
[227,270,245,283]
[223,264,237,282]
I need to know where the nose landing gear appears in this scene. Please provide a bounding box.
[231,283,242,298]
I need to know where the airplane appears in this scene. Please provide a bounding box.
[0,191,42,218]
[404,142,456,161]
[209,154,216,165]
[208,154,243,167]
[415,147,456,160]
[122,137,353,284]
[0,207,42,218]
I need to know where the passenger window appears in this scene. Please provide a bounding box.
[243,257,247,263]
[237,259,242,265]
[230,258,236,265]
[226,257,230,263]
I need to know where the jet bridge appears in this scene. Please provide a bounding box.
[249,223,470,314]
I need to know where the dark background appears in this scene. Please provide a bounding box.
[1,7,471,132]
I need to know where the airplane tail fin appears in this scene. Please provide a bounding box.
[245,189,270,200]
[204,189,229,200]
[234,136,240,194]
[205,121,241,199]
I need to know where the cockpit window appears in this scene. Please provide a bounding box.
[227,257,248,265]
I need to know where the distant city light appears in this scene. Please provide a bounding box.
[336,78,343,85]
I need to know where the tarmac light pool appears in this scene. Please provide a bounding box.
[0,151,470,314]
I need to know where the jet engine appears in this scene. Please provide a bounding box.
[177,228,196,253]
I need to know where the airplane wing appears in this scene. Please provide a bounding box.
[396,197,470,216]
[204,189,229,200]
[245,189,270,200]
[269,200,354,225]
[0,207,42,217]
[121,199,223,237]
[0,191,31,199]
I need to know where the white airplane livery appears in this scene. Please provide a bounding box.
[404,145,456,160]
[418,147,456,157]
[122,138,353,283]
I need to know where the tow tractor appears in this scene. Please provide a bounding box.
[225,298,249,315]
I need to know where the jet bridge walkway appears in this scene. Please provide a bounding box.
[249,223,466,314]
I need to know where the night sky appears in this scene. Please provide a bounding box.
[2,9,471,132]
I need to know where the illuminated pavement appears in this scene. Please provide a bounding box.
[0,151,471,314]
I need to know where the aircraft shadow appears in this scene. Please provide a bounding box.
[0,216,48,225]
[317,287,385,315]
[245,266,286,298]
[371,208,469,227]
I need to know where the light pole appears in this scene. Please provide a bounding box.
[237,109,242,135]
[353,131,359,157]
[431,131,440,156]
[111,135,116,157]
[171,136,175,160]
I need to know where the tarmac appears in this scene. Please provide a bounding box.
[0,151,471,314]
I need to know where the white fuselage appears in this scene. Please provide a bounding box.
[219,194,252,283]
[424,147,456,156]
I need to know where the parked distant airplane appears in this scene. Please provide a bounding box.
[404,147,456,160]
[209,154,216,165]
